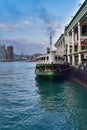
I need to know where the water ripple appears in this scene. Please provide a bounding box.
[0,62,87,130]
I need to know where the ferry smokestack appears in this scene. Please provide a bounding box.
[50,32,52,53]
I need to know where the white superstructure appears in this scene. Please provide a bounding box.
[36,53,64,65]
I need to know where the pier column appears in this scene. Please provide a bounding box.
[78,22,82,64]
[67,33,70,64]
[72,29,75,66]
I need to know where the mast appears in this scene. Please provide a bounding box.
[50,32,52,53]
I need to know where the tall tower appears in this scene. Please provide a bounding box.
[0,45,6,61]
[6,46,14,61]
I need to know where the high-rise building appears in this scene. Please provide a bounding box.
[6,46,14,61]
[0,45,6,61]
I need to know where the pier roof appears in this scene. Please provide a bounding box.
[65,0,87,33]
[55,34,64,47]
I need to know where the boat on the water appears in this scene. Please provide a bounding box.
[35,53,67,79]
[35,33,68,80]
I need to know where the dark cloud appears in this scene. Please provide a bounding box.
[0,0,63,35]
[33,6,63,36]
[39,7,53,32]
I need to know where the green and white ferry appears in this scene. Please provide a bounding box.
[35,33,67,79]
[35,53,66,79]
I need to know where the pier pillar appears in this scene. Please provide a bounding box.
[72,55,75,65]
[72,29,75,66]
[67,33,70,64]
[78,22,82,64]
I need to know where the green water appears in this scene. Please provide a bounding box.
[0,62,87,130]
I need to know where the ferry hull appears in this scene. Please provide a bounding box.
[35,69,65,80]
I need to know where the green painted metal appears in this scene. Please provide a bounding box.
[36,64,65,67]
[35,68,65,79]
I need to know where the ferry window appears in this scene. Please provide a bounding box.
[44,57,45,60]
[47,56,49,60]
[41,57,44,60]
[58,57,60,60]
[55,56,57,60]
[41,57,43,60]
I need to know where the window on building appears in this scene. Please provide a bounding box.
[82,25,87,36]
[55,56,57,60]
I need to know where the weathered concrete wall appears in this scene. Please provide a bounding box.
[69,65,87,89]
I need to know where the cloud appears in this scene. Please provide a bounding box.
[0,0,42,23]
[0,0,65,52]
[0,23,14,32]
[0,0,25,22]
[38,7,56,33]
[0,38,46,55]
[0,20,34,32]
[0,0,64,38]
[33,7,64,36]
[52,29,64,33]
[25,21,33,25]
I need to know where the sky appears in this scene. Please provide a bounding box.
[0,0,85,55]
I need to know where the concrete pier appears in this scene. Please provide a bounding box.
[55,0,87,89]
[69,65,87,89]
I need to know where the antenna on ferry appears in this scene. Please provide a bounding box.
[50,32,52,53]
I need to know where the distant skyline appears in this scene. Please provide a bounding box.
[0,0,85,55]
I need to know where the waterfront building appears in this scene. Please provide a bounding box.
[55,34,65,58]
[55,0,87,66]
[0,45,6,61]
[6,46,14,61]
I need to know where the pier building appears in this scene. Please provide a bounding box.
[55,0,87,66]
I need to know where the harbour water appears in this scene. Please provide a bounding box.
[0,62,87,130]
